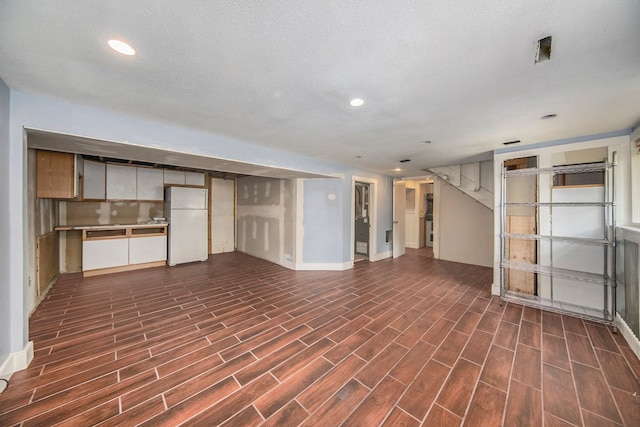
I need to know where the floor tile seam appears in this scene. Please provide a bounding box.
[617,348,640,384]
[544,411,581,427]
[499,317,525,427]
[0,388,36,418]
[29,343,138,374]
[592,344,640,372]
[580,407,625,426]
[147,340,226,375]
[421,358,466,424]
[39,350,120,379]
[382,406,421,426]
[429,403,463,423]
[10,370,122,420]
[590,352,633,424]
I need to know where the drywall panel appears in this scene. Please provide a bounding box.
[211,178,235,254]
[438,180,493,267]
[237,176,288,265]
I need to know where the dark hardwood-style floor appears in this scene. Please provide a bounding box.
[1,249,639,426]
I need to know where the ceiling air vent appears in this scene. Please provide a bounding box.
[535,36,552,63]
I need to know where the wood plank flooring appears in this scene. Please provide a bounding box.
[1,248,639,426]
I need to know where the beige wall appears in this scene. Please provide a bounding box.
[436,179,493,267]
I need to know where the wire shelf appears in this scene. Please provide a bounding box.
[502,233,613,246]
[502,260,613,285]
[503,162,609,177]
[500,291,614,324]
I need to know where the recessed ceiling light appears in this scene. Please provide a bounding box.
[354,155,362,159]
[108,39,135,56]
[502,140,521,146]
[349,98,364,107]
[420,140,432,145]
[540,114,557,120]
[393,168,402,172]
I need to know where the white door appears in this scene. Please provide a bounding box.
[393,180,406,258]
[211,178,235,254]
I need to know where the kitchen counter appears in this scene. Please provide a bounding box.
[55,222,168,277]
[55,222,167,231]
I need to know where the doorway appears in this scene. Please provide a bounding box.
[354,182,370,262]
[504,156,538,295]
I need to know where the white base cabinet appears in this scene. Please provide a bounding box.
[81,225,167,276]
[129,235,167,264]
[82,238,129,271]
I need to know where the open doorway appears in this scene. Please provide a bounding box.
[354,182,370,262]
[504,156,538,295]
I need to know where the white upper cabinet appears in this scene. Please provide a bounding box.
[106,164,137,200]
[164,170,205,187]
[83,160,106,200]
[185,171,205,186]
[136,167,164,200]
[164,170,185,185]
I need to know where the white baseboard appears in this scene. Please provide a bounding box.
[0,341,34,379]
[616,313,640,361]
[369,250,392,262]
[295,261,353,271]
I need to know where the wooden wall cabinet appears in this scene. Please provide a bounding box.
[36,150,78,199]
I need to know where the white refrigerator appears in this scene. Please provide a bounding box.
[164,187,208,266]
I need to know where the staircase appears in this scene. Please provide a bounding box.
[425,161,494,210]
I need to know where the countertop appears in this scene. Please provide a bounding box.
[55,222,168,231]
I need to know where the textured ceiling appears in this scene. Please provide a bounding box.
[1,0,639,177]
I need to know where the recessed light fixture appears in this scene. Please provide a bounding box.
[540,114,557,120]
[399,159,411,163]
[354,155,362,159]
[393,168,402,172]
[108,39,136,56]
[349,98,364,107]
[421,140,432,145]
[502,140,521,146]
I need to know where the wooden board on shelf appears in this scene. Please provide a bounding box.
[505,215,536,295]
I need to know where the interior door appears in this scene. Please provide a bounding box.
[354,182,370,259]
[393,180,406,258]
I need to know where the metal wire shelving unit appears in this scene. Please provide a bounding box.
[499,155,617,329]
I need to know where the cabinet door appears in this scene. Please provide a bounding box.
[129,235,167,264]
[82,238,129,271]
[83,160,106,200]
[106,164,137,200]
[36,150,77,198]
[185,171,205,186]
[137,167,164,200]
[164,170,185,185]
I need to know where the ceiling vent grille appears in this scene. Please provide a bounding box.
[536,36,552,63]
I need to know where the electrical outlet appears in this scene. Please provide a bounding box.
[28,277,32,287]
